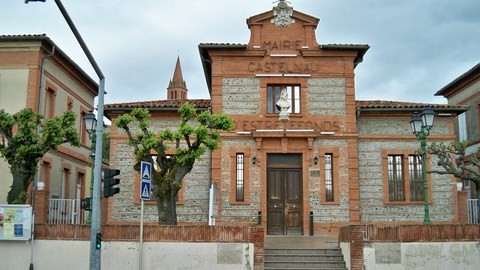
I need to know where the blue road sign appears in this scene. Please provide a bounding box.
[141,161,152,182]
[140,181,151,200]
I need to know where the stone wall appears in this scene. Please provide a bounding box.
[358,118,452,136]
[310,139,350,223]
[357,118,456,223]
[307,78,346,115]
[220,139,260,223]
[109,118,212,223]
[339,224,480,270]
[0,240,254,270]
[363,242,480,270]
[222,78,261,115]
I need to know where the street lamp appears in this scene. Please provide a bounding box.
[84,111,97,136]
[26,1,107,269]
[83,111,97,224]
[410,108,435,225]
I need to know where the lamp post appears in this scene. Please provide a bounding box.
[83,111,97,224]
[26,1,107,269]
[410,108,435,225]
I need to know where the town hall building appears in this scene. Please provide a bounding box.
[104,1,467,236]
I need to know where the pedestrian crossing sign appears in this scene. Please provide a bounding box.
[141,161,152,181]
[140,181,151,200]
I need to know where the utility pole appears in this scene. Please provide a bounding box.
[26,1,106,269]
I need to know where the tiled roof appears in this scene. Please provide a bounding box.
[435,62,480,96]
[356,100,468,110]
[104,99,211,110]
[0,33,47,39]
[321,44,370,67]
[105,99,466,112]
[321,44,370,49]
[198,43,247,47]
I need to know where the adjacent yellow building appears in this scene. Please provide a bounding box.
[0,34,97,205]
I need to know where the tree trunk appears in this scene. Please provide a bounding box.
[166,188,177,225]
[7,170,29,204]
[154,164,192,225]
[155,188,178,225]
[155,193,167,224]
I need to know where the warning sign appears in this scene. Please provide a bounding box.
[140,181,151,200]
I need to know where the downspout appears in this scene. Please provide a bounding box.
[208,104,213,188]
[37,46,56,114]
[208,104,215,226]
[30,45,55,270]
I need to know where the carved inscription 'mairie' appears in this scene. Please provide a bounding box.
[263,40,302,50]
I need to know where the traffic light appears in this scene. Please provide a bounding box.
[95,233,102,249]
[80,198,92,211]
[103,168,120,198]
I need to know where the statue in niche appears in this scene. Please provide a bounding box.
[276,87,291,122]
[272,0,295,27]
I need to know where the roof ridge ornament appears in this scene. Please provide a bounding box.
[272,0,295,27]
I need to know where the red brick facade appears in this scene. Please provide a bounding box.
[103,3,467,237]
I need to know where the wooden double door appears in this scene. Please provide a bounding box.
[267,167,303,235]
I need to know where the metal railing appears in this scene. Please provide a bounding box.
[467,199,478,224]
[48,199,86,225]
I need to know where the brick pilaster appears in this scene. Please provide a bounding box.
[457,191,468,224]
[249,226,264,270]
[34,190,49,224]
[102,197,109,225]
[349,225,364,270]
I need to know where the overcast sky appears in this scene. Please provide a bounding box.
[3,0,480,105]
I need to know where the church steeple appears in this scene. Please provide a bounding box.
[167,56,188,99]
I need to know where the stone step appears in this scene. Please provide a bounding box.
[265,254,345,262]
[264,268,348,270]
[264,248,347,270]
[265,248,343,255]
[264,261,347,269]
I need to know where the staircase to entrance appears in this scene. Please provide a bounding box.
[264,236,347,270]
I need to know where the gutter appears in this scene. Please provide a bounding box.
[356,106,469,117]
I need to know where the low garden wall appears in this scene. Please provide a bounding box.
[338,224,480,270]
[0,224,264,270]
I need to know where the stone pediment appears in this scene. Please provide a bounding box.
[246,5,320,52]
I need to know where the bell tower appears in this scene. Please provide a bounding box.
[167,56,188,99]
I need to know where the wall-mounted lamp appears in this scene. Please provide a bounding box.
[252,156,257,165]
[313,156,318,165]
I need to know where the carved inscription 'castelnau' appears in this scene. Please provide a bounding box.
[248,62,319,73]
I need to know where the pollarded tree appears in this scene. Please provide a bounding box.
[0,108,80,204]
[427,142,479,221]
[115,102,233,225]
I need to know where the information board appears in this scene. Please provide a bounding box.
[0,205,32,241]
